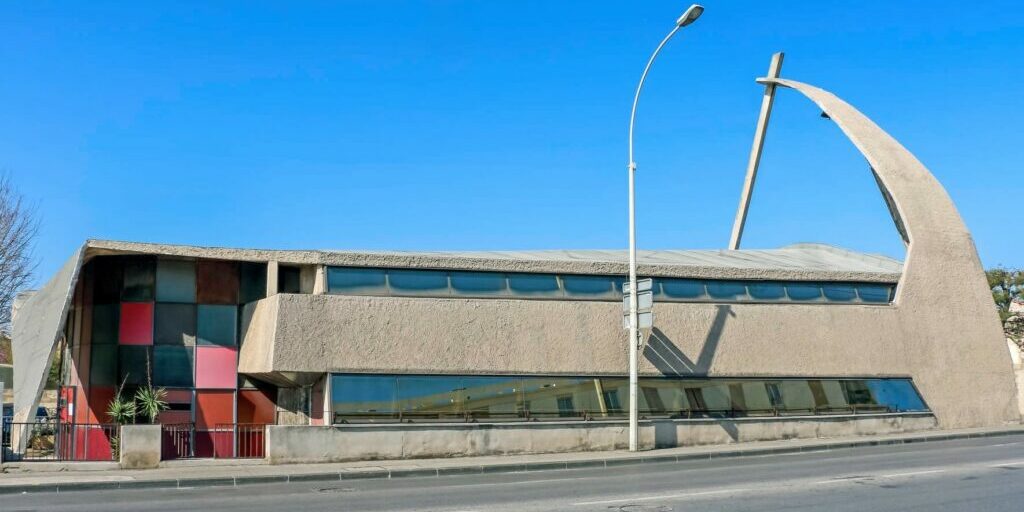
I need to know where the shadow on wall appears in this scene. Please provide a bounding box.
[644,305,735,376]
[644,305,740,444]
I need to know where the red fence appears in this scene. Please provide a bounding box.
[161,423,265,460]
[3,420,118,462]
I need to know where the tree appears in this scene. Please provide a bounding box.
[0,174,38,335]
[986,267,1024,323]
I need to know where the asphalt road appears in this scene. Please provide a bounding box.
[7,436,1024,511]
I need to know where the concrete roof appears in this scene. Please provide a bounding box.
[84,239,903,283]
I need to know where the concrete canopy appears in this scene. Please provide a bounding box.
[11,246,85,431]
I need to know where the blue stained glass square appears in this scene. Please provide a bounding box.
[156,259,196,303]
[197,304,238,346]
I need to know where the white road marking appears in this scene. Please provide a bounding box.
[814,469,946,485]
[878,469,946,478]
[813,478,856,485]
[990,460,1024,468]
[572,488,750,506]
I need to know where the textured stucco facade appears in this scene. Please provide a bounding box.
[8,75,1018,458]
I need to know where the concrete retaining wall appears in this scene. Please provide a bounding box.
[265,414,937,464]
[119,425,161,470]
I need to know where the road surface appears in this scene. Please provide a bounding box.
[6,436,1024,511]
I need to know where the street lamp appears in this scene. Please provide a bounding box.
[626,4,704,452]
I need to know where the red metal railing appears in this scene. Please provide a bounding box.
[213,423,266,459]
[161,422,195,460]
[161,423,266,460]
[3,420,118,462]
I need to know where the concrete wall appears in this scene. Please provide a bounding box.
[1008,340,1024,417]
[240,291,1015,430]
[119,424,161,469]
[265,414,937,464]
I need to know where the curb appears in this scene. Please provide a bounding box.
[3,428,1022,496]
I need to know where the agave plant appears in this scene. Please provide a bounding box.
[135,385,169,424]
[134,352,169,424]
[107,378,137,425]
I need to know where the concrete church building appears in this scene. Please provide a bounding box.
[9,76,1019,463]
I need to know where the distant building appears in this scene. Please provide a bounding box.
[0,333,10,365]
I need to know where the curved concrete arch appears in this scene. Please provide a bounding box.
[758,77,987,304]
[757,77,1016,426]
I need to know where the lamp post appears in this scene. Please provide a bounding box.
[626,4,704,452]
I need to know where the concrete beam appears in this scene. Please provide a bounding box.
[729,52,784,250]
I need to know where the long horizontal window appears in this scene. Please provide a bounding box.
[326,267,895,304]
[330,374,927,423]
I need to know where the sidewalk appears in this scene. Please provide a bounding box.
[2,426,1023,495]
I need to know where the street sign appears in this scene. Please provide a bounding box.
[622,278,654,330]
[622,311,653,330]
[621,278,653,294]
[622,292,653,312]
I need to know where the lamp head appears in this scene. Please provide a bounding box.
[676,4,704,27]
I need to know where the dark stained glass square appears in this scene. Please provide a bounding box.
[239,262,267,304]
[118,346,152,387]
[91,304,120,345]
[121,257,156,302]
[153,346,194,388]
[89,344,117,387]
[278,266,301,294]
[90,257,123,305]
[197,260,239,304]
[154,303,197,346]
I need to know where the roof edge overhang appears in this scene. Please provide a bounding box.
[82,239,900,283]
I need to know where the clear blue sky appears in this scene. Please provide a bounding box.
[4,1,1022,282]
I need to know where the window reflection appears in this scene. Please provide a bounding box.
[508,273,561,296]
[331,375,928,423]
[659,279,705,299]
[327,268,387,294]
[748,283,785,300]
[706,282,747,301]
[451,272,507,296]
[388,269,450,294]
[561,276,615,298]
[858,284,893,303]
[325,267,894,305]
[786,283,822,301]
[332,375,398,419]
[822,284,857,301]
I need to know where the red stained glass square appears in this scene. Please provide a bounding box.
[87,387,115,424]
[238,389,276,424]
[119,302,154,345]
[196,390,235,429]
[164,389,194,404]
[195,346,237,389]
[197,260,239,305]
